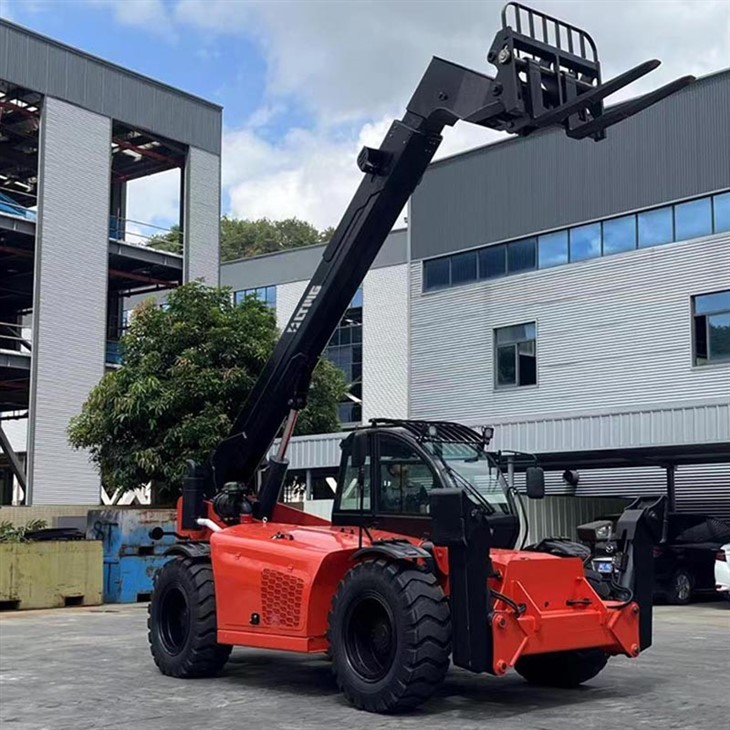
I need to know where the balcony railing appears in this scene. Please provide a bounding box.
[109,216,182,254]
[0,191,36,222]
[0,322,32,353]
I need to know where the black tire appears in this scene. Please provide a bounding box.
[148,557,231,678]
[328,559,451,713]
[666,568,693,605]
[515,648,609,688]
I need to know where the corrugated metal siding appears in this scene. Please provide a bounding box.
[484,403,730,454]
[27,98,110,504]
[411,71,730,260]
[0,20,221,154]
[363,265,409,422]
[184,147,220,285]
[274,432,347,470]
[220,229,408,291]
[521,497,629,544]
[275,280,308,331]
[410,234,730,421]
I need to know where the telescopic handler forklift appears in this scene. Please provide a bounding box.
[149,3,691,713]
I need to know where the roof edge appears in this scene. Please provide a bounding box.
[0,18,223,112]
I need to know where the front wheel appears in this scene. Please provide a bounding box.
[515,648,609,688]
[328,559,451,713]
[148,557,231,678]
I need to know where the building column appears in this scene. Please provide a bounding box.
[26,98,111,504]
[183,146,220,285]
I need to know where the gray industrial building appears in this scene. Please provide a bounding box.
[0,20,221,504]
[222,69,730,516]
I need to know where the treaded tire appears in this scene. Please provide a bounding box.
[328,559,451,713]
[515,648,608,688]
[148,557,231,678]
[666,568,693,605]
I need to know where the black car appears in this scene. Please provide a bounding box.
[581,509,730,605]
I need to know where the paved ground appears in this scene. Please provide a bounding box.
[1,602,728,730]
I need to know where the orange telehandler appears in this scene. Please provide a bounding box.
[149,2,689,713]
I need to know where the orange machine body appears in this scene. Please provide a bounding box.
[181,501,641,676]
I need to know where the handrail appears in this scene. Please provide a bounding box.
[0,322,32,352]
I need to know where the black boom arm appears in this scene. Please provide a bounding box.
[207,3,693,513]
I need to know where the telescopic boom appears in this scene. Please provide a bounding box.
[205,2,693,515]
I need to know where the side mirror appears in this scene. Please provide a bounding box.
[350,430,368,469]
[525,466,545,499]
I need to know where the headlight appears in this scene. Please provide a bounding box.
[577,519,614,543]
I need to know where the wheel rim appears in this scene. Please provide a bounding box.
[675,573,691,601]
[158,586,190,655]
[343,593,396,682]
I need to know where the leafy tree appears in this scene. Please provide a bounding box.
[147,217,335,262]
[68,283,346,503]
[146,224,182,254]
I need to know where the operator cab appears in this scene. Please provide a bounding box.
[332,419,541,549]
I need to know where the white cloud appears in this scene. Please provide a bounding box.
[87,0,175,38]
[125,168,182,233]
[126,1,730,229]
[175,0,730,119]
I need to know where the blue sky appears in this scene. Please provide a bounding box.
[2,0,728,232]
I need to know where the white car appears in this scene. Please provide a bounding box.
[715,543,730,601]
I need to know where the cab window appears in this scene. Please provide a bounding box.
[377,435,437,515]
[339,451,371,511]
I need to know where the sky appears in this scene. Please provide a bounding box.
[1,0,728,233]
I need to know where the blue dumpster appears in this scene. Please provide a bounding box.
[86,508,178,603]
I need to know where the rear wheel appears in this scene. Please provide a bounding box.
[328,559,451,713]
[515,648,608,688]
[666,568,693,605]
[148,557,231,678]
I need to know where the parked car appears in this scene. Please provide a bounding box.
[580,507,730,605]
[715,544,730,602]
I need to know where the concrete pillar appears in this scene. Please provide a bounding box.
[27,98,111,504]
[183,146,220,285]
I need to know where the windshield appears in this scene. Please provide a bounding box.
[423,441,513,514]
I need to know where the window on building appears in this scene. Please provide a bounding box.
[420,191,729,294]
[451,251,477,285]
[325,288,363,425]
[569,222,601,262]
[234,285,277,309]
[423,257,450,290]
[675,197,712,241]
[693,290,730,366]
[713,192,730,233]
[494,322,537,388]
[538,230,568,268]
[479,244,507,279]
[638,206,673,248]
[507,237,537,273]
[602,214,636,255]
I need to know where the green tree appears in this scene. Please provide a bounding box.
[147,217,335,262]
[68,282,346,503]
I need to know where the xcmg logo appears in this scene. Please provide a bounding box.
[286,285,322,333]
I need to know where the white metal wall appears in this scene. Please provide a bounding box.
[184,146,220,285]
[27,98,111,504]
[410,234,730,422]
[275,280,308,331]
[363,264,409,422]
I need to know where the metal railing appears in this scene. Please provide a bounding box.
[109,215,183,254]
[0,322,32,353]
[0,190,37,222]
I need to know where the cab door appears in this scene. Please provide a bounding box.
[370,431,442,538]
